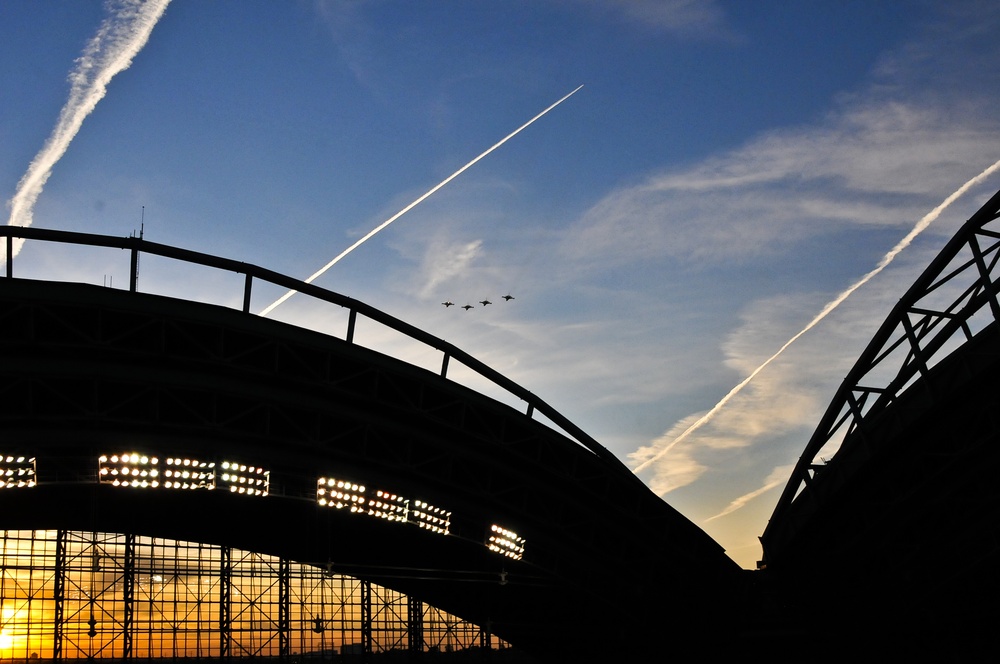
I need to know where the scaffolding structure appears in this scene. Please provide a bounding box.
[0,530,506,660]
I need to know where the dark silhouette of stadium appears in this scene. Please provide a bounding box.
[2,188,999,660]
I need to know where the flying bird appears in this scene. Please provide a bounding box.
[442,301,454,307]
[502,294,515,301]
[480,299,492,306]
[462,304,474,311]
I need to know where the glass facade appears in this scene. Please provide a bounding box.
[0,531,507,660]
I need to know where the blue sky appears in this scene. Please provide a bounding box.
[3,0,1000,569]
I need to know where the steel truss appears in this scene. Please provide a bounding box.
[763,188,1000,558]
[0,530,505,660]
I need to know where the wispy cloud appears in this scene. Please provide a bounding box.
[313,0,382,93]
[558,5,1000,279]
[5,0,171,242]
[417,237,483,299]
[560,101,1000,270]
[571,0,736,40]
[628,293,834,496]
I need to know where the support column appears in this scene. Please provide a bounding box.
[53,530,67,660]
[122,533,135,658]
[279,557,290,659]
[220,546,232,658]
[361,580,372,658]
[408,595,424,658]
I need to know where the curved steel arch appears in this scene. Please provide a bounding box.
[762,187,1000,561]
[0,231,742,660]
[0,225,620,469]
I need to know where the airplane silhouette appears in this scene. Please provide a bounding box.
[442,301,454,307]
[502,294,515,301]
[462,304,474,311]
[480,299,492,306]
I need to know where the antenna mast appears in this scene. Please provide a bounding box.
[132,206,144,288]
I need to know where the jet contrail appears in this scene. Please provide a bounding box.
[259,85,584,317]
[704,473,789,523]
[634,158,1000,475]
[5,0,171,244]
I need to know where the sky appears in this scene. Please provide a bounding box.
[3,0,1000,570]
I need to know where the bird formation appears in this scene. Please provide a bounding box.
[442,295,514,310]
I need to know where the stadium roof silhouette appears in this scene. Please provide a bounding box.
[0,226,742,660]
[758,187,1000,657]
[3,187,1000,659]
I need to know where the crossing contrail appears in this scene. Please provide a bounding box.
[259,85,584,317]
[633,158,1000,475]
[5,0,171,248]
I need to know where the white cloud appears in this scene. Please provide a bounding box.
[561,100,1000,269]
[627,326,827,498]
[629,258,928,498]
[313,0,382,92]
[559,1,1000,272]
[572,0,737,40]
[631,413,709,497]
[416,237,483,299]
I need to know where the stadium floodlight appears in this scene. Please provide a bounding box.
[411,500,451,535]
[218,461,269,496]
[368,489,408,523]
[98,453,159,489]
[486,524,525,560]
[316,477,367,512]
[0,455,36,489]
[163,457,216,490]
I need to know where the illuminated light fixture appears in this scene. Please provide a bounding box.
[315,478,451,535]
[0,455,36,489]
[98,453,159,489]
[163,457,216,490]
[368,489,408,523]
[218,461,269,496]
[486,524,525,560]
[411,500,451,535]
[316,477,366,512]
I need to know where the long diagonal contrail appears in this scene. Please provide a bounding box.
[5,0,171,244]
[259,85,584,317]
[633,158,1000,475]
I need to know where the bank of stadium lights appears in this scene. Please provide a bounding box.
[0,456,36,489]
[411,500,451,535]
[487,524,525,561]
[97,454,268,497]
[369,490,408,522]
[163,457,215,490]
[98,453,159,488]
[316,478,367,511]
[315,480,451,535]
[219,461,269,496]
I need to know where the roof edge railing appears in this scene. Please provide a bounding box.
[1,225,631,475]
